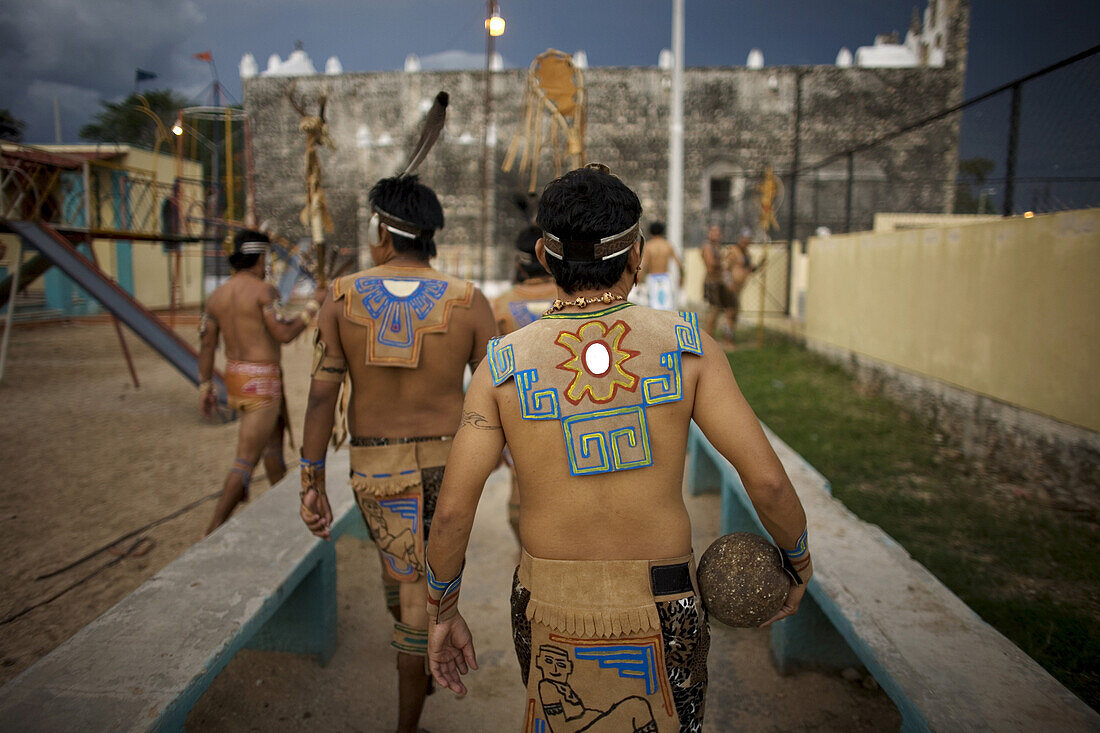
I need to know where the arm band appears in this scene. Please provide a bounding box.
[311,335,348,382]
[198,380,214,396]
[426,559,463,622]
[300,454,327,500]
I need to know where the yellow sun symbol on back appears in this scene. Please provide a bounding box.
[555,320,640,405]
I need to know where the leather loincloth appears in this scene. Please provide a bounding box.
[511,550,710,733]
[349,435,452,583]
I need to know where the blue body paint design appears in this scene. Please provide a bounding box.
[574,645,661,695]
[508,300,542,328]
[488,338,516,385]
[355,276,448,348]
[562,404,652,475]
[516,369,561,420]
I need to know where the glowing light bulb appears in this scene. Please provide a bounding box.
[486,14,505,36]
[171,123,183,136]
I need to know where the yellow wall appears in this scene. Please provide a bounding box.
[3,145,205,311]
[805,208,1100,431]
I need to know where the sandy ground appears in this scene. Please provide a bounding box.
[0,318,899,731]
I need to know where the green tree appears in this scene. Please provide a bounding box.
[78,89,188,148]
[954,156,996,214]
[0,108,26,142]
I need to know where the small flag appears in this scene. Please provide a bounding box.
[193,51,213,63]
[135,68,157,83]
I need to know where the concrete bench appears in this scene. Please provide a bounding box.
[0,450,365,732]
[686,422,1100,732]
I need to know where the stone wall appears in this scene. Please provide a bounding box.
[244,5,966,280]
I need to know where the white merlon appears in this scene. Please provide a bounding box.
[836,47,853,67]
[572,50,588,69]
[747,48,764,69]
[404,54,421,72]
[490,52,504,71]
[658,49,673,70]
[239,53,258,80]
[325,56,343,75]
[262,48,318,77]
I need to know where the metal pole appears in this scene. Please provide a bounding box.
[667,0,685,258]
[0,239,23,382]
[783,71,803,314]
[845,151,855,232]
[53,98,62,143]
[83,161,93,231]
[88,238,141,388]
[1003,83,1021,217]
[478,0,497,287]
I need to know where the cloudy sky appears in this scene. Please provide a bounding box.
[2,0,1097,144]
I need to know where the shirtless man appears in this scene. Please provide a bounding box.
[425,165,813,731]
[640,221,683,311]
[199,229,321,536]
[701,224,736,341]
[298,174,496,733]
[493,225,558,335]
[727,227,765,334]
[491,225,558,542]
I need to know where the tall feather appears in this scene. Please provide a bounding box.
[401,91,449,176]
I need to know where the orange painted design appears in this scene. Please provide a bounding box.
[555,320,639,405]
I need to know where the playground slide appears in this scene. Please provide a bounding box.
[4,220,227,402]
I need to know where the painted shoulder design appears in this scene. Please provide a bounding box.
[487,306,703,476]
[333,268,475,368]
[492,285,557,333]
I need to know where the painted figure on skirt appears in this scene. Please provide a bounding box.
[298,174,496,733]
[198,229,323,536]
[425,164,813,732]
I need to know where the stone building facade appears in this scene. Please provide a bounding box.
[243,0,968,281]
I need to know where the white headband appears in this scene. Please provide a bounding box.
[239,240,270,254]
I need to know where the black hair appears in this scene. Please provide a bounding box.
[369,174,445,259]
[536,167,642,294]
[514,225,548,281]
[228,228,269,270]
[649,221,666,236]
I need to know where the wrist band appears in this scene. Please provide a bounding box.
[300,454,327,500]
[198,380,214,395]
[426,559,463,622]
[779,529,811,585]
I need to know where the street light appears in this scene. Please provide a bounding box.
[486,9,505,36]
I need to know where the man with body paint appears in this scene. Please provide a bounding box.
[425,165,813,732]
[298,175,496,733]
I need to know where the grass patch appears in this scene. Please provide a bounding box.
[727,330,1100,710]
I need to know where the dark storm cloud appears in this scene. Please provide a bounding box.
[1,0,208,143]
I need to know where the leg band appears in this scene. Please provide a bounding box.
[392,622,428,656]
[384,580,402,612]
[230,458,254,484]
